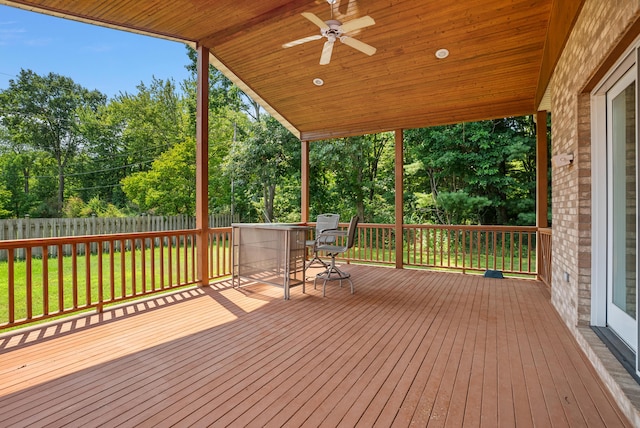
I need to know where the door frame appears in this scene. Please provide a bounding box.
[591,41,640,376]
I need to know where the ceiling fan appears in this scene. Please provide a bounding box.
[282,0,376,65]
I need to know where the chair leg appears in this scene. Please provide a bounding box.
[305,250,328,269]
[313,254,354,297]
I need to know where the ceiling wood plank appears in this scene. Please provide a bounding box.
[1,0,560,140]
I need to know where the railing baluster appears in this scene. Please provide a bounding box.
[26,247,32,320]
[43,247,49,316]
[141,238,147,293]
[109,240,116,300]
[501,232,506,271]
[462,230,466,273]
[510,232,514,273]
[153,238,158,291]
[175,234,181,286]
[528,232,533,273]
[492,231,497,270]
[168,236,173,288]
[190,233,195,281]
[72,244,78,309]
[449,229,453,268]
[58,244,64,314]
[160,237,165,289]
[120,239,126,297]
[8,250,15,324]
[98,240,103,311]
[84,243,91,307]
[131,238,137,296]
[453,229,458,269]
[519,232,523,272]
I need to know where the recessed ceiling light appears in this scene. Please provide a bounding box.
[313,78,324,86]
[435,48,449,59]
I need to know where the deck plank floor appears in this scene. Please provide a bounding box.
[0,265,631,427]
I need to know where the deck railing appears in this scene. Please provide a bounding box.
[309,223,540,276]
[1,223,549,330]
[403,224,538,275]
[0,227,231,329]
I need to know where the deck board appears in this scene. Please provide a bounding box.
[0,265,632,427]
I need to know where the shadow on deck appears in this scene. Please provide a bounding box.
[0,265,630,427]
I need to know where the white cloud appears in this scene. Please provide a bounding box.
[0,27,25,46]
[23,37,52,47]
[82,44,113,53]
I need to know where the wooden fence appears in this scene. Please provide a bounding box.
[0,213,237,260]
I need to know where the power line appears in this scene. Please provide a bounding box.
[31,158,156,179]
[73,183,122,191]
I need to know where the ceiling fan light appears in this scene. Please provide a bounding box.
[435,48,449,59]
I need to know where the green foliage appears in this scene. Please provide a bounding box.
[226,116,300,222]
[62,196,85,218]
[121,138,196,215]
[404,117,538,225]
[309,133,395,223]
[0,184,11,218]
[62,195,127,218]
[0,69,107,214]
[435,190,492,225]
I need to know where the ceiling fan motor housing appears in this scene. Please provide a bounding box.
[322,20,343,40]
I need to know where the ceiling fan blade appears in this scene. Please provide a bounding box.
[319,41,334,65]
[339,16,375,33]
[301,12,329,30]
[340,36,377,56]
[282,34,323,48]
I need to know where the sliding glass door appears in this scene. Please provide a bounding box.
[607,65,638,351]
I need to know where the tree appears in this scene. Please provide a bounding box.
[0,183,11,218]
[309,133,395,223]
[404,117,536,225]
[71,77,186,207]
[0,69,106,214]
[121,138,196,215]
[227,116,300,222]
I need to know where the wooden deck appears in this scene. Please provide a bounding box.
[0,265,631,427]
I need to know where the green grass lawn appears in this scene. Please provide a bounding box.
[0,244,231,325]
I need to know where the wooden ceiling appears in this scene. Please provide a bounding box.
[2,0,584,141]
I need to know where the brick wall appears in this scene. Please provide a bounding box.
[549,0,640,329]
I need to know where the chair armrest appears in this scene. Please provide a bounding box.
[315,228,346,244]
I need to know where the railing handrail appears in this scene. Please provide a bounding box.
[0,228,223,250]
[309,222,538,232]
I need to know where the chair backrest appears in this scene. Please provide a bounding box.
[346,216,359,249]
[316,214,340,243]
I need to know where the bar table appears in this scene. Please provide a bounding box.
[231,223,309,299]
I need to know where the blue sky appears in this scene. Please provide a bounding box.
[0,5,192,99]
